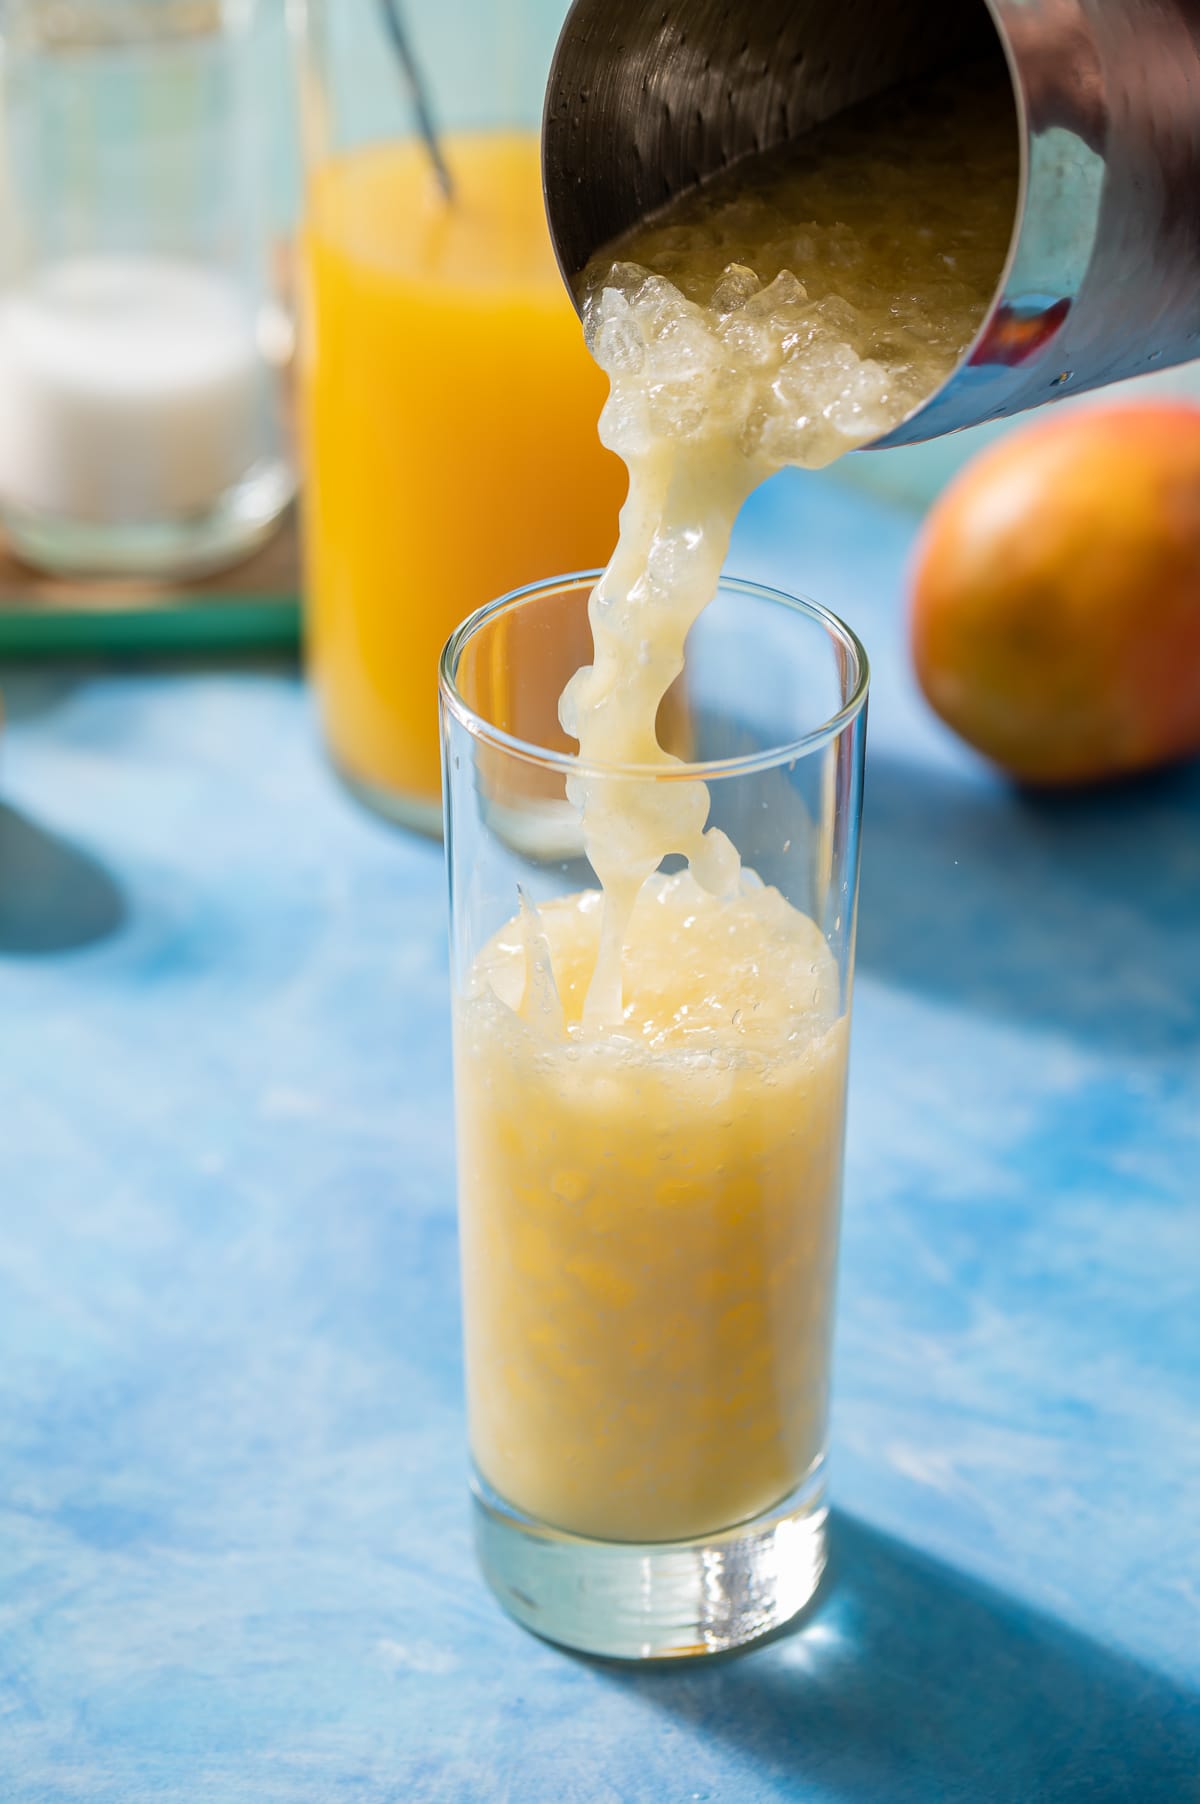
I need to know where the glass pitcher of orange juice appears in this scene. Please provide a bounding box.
[290,0,626,832]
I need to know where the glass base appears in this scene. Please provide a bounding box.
[471,1462,828,1660]
[1,458,294,582]
[332,761,444,839]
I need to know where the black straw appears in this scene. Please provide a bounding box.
[378,0,455,202]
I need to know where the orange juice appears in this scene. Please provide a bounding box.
[299,133,626,820]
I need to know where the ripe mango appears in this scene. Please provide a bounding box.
[909,403,1200,783]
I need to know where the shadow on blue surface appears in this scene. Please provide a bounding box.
[600,1514,1200,1803]
[857,755,1200,1056]
[0,802,126,954]
[0,670,83,725]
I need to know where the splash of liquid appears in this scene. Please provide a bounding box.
[561,69,1017,1019]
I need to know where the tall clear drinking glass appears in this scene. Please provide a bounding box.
[440,572,868,1660]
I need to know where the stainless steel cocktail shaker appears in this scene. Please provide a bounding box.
[543,0,1200,447]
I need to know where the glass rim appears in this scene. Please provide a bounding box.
[438,569,869,783]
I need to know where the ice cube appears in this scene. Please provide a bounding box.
[774,310,823,359]
[645,376,708,440]
[710,263,761,313]
[822,358,898,440]
[810,294,861,340]
[771,343,860,427]
[759,410,821,467]
[645,311,718,378]
[718,312,773,367]
[691,825,740,900]
[588,283,630,324]
[632,273,694,336]
[594,313,645,374]
[603,260,652,303]
[744,270,809,317]
[516,887,565,1039]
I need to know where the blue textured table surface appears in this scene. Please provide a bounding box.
[2,472,1198,1804]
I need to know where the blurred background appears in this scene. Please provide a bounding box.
[3,0,1197,794]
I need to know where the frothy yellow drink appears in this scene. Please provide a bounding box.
[456,75,1016,1541]
[457,871,847,1541]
